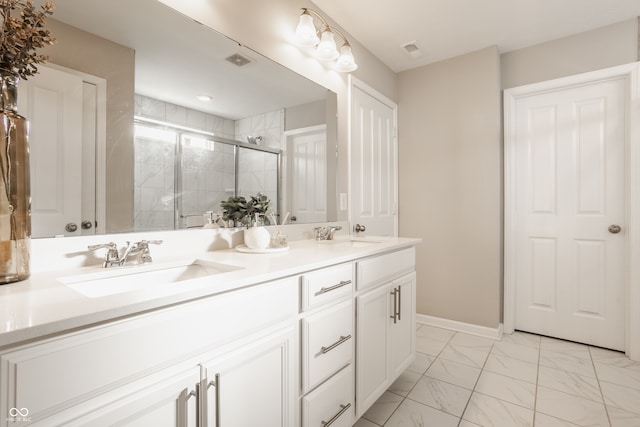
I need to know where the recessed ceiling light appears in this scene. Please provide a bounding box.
[197,95,213,102]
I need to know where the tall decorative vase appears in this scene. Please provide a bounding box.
[0,75,31,284]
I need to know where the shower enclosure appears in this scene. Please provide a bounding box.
[133,119,280,231]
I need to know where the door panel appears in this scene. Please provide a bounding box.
[512,76,626,350]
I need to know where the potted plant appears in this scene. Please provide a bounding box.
[220,193,272,249]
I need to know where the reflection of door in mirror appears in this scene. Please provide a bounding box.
[17,64,107,238]
[285,125,327,223]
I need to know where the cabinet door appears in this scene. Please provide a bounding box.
[45,367,201,427]
[389,272,416,378]
[356,284,391,417]
[202,327,296,427]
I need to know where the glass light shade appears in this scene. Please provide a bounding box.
[295,13,319,47]
[315,30,339,61]
[336,44,358,72]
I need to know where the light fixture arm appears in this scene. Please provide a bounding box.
[300,8,351,47]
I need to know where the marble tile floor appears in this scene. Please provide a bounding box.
[354,324,640,427]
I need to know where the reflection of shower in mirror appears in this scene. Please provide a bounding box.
[247,135,263,145]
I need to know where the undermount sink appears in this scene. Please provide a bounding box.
[318,238,384,248]
[59,259,243,298]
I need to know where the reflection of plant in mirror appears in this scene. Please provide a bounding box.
[220,193,271,227]
[0,0,56,79]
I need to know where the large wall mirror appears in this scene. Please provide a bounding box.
[23,0,338,238]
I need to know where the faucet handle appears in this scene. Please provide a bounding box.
[136,239,163,263]
[88,241,117,251]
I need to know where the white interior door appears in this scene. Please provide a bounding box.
[507,72,628,350]
[350,77,397,237]
[18,66,83,238]
[287,125,327,223]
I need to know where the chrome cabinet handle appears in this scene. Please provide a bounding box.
[200,374,220,427]
[315,280,352,296]
[390,288,399,324]
[321,334,352,354]
[397,285,402,321]
[321,403,351,427]
[212,374,221,427]
[178,387,197,427]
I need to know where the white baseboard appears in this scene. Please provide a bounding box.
[417,314,504,341]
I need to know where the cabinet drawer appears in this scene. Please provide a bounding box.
[301,263,353,311]
[301,299,353,392]
[302,364,354,427]
[0,277,297,422]
[356,247,415,291]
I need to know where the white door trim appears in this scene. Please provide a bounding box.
[504,62,640,360]
[347,75,399,236]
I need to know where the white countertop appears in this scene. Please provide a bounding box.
[0,236,420,348]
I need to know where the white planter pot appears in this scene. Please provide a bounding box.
[244,227,271,249]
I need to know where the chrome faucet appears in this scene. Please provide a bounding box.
[314,225,342,241]
[88,240,163,268]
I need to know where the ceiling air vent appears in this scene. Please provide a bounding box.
[225,53,253,67]
[400,41,422,59]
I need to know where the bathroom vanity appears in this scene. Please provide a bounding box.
[0,233,419,426]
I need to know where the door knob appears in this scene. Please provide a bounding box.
[81,220,93,230]
[354,224,366,233]
[608,224,622,234]
[65,223,78,232]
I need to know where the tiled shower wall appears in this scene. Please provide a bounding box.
[133,95,283,230]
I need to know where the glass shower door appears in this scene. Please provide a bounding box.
[177,133,234,228]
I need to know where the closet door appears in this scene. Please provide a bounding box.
[505,66,634,351]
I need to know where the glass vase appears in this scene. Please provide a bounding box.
[0,75,31,284]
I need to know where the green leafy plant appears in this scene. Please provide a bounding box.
[0,0,56,79]
[220,193,271,226]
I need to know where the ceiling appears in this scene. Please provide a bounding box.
[312,0,640,73]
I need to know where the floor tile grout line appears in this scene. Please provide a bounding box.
[454,336,497,427]
[532,334,541,427]
[589,346,613,427]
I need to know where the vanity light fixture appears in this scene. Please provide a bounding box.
[294,8,358,72]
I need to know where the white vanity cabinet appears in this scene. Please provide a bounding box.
[0,238,420,427]
[0,277,298,427]
[355,248,416,418]
[299,263,355,427]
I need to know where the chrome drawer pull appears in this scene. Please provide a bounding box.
[315,280,352,296]
[321,334,352,354]
[321,403,351,426]
[178,387,197,426]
